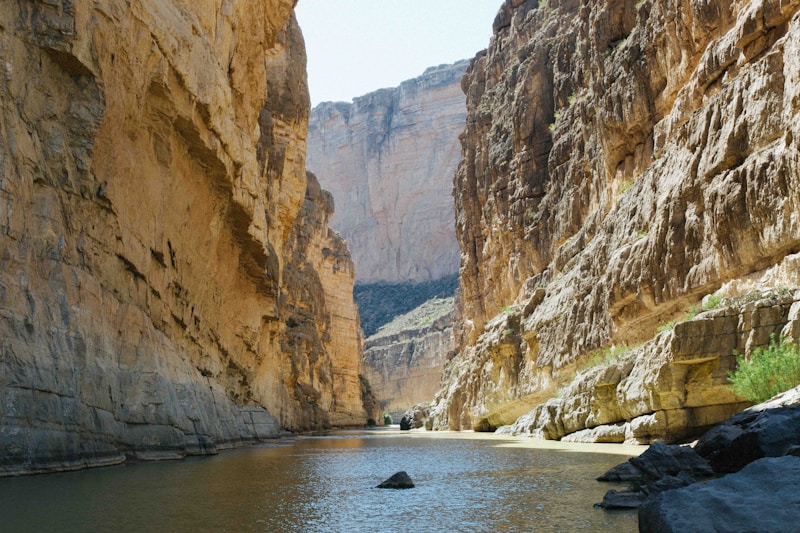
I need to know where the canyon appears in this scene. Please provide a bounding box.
[429,0,800,442]
[307,62,469,415]
[0,0,370,475]
[306,61,467,285]
[361,297,455,416]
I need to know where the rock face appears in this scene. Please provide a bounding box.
[0,1,366,475]
[432,0,800,435]
[638,456,800,533]
[361,298,454,415]
[306,61,467,284]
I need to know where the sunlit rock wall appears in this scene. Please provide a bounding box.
[432,0,800,436]
[0,0,366,476]
[306,61,467,284]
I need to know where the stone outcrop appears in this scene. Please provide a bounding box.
[496,290,800,443]
[694,384,800,473]
[432,0,800,435]
[361,298,454,415]
[638,456,800,533]
[306,61,467,284]
[0,1,366,476]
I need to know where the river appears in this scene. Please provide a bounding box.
[0,429,641,532]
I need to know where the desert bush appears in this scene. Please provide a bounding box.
[728,334,800,403]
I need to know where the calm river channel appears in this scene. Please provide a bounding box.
[0,430,640,532]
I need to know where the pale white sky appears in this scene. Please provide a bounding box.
[295,1,500,105]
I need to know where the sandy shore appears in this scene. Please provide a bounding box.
[339,427,646,457]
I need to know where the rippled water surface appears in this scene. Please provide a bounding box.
[0,430,639,532]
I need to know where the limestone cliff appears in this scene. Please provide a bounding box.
[306,61,467,284]
[432,0,800,438]
[0,0,366,476]
[362,298,454,415]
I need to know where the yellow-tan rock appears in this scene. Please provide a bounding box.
[433,0,800,436]
[306,62,467,284]
[0,0,365,475]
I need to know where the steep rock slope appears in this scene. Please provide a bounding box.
[362,297,455,415]
[432,0,800,434]
[0,0,365,476]
[306,61,467,284]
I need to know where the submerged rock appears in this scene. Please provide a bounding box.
[638,457,800,533]
[377,471,415,489]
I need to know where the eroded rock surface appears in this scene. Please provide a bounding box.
[361,298,454,416]
[0,0,366,475]
[306,61,467,284]
[432,0,800,436]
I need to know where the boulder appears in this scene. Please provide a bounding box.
[596,442,711,510]
[638,457,800,533]
[598,442,712,483]
[376,471,415,489]
[399,416,412,431]
[695,386,800,473]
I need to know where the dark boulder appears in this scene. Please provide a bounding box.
[596,442,711,509]
[598,442,712,483]
[399,416,412,431]
[377,471,415,489]
[695,403,800,474]
[638,456,800,533]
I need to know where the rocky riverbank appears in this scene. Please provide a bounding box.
[596,385,800,532]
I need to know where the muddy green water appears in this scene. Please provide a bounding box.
[0,430,639,532]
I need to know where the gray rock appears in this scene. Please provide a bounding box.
[598,442,712,483]
[638,456,800,533]
[695,387,800,473]
[377,471,415,489]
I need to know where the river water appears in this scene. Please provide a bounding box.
[0,430,640,532]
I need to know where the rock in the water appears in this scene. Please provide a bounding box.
[597,442,708,510]
[638,457,800,533]
[377,471,415,489]
[399,416,412,431]
[598,442,712,483]
[695,386,800,473]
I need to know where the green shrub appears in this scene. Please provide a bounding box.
[367,418,377,427]
[383,413,393,426]
[728,335,800,403]
[703,293,723,310]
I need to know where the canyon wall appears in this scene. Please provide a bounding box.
[432,0,800,438]
[0,0,366,476]
[362,298,455,415]
[306,61,467,284]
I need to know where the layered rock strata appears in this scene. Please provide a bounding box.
[361,298,455,415]
[0,0,365,475]
[432,0,800,435]
[306,61,467,284]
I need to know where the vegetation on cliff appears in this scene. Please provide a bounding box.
[355,274,458,336]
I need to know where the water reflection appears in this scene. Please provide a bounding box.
[0,431,638,532]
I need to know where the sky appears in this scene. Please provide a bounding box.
[294,1,500,105]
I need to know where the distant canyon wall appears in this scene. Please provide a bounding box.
[306,61,467,284]
[432,0,800,437]
[0,0,366,475]
[362,298,455,415]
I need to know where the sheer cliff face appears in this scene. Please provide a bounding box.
[0,0,365,474]
[306,62,467,284]
[434,0,800,431]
